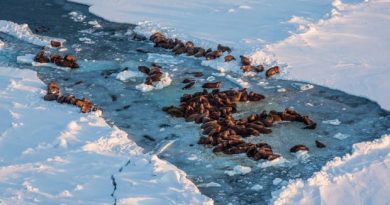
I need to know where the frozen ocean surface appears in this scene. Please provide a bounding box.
[1,0,388,204]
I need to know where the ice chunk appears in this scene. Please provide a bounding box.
[294,150,310,160]
[116,70,144,82]
[79,37,95,44]
[251,184,263,191]
[273,178,282,185]
[226,75,249,88]
[206,76,216,82]
[258,157,289,168]
[292,83,314,91]
[333,132,350,140]
[225,165,251,176]
[322,119,341,125]
[68,11,86,22]
[198,182,221,188]
[88,20,102,28]
[147,53,184,65]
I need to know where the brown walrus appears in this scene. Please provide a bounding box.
[202,82,221,89]
[315,140,326,148]
[265,66,280,78]
[224,55,236,62]
[50,40,61,48]
[34,51,50,63]
[290,144,309,152]
[240,55,251,66]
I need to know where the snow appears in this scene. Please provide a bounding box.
[253,0,390,110]
[0,66,211,204]
[0,20,64,47]
[272,134,390,205]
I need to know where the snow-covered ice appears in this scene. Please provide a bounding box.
[273,134,390,205]
[253,0,390,110]
[0,66,211,204]
[0,20,64,47]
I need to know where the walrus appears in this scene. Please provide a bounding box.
[64,55,77,63]
[185,71,203,77]
[149,32,164,41]
[185,41,194,49]
[43,94,58,101]
[240,55,251,66]
[138,66,150,75]
[290,144,309,152]
[34,51,50,63]
[205,50,222,60]
[202,82,221,89]
[50,54,61,64]
[182,81,195,90]
[144,77,153,85]
[315,140,326,148]
[224,55,236,62]
[186,47,200,56]
[253,65,264,72]
[182,78,195,83]
[132,33,147,41]
[194,48,206,57]
[241,65,253,72]
[302,116,317,129]
[217,44,232,53]
[265,66,280,78]
[47,81,60,95]
[50,40,61,48]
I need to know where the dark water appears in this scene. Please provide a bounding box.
[0,0,388,204]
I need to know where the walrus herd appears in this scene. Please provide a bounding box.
[36,33,322,162]
[149,32,280,78]
[137,63,166,85]
[43,81,98,113]
[33,40,80,69]
[163,85,322,161]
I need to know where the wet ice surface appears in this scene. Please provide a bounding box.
[1,0,388,204]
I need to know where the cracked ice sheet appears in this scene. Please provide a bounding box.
[0,66,211,205]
